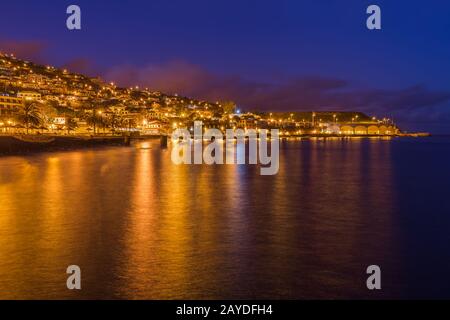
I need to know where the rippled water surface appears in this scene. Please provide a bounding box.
[0,137,449,299]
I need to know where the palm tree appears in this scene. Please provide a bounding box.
[109,113,125,134]
[83,100,103,135]
[19,101,43,134]
[86,113,102,135]
[66,117,78,135]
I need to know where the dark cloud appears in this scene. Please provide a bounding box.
[62,58,97,75]
[104,61,215,95]
[2,41,449,132]
[103,60,450,126]
[0,38,48,63]
[0,38,100,76]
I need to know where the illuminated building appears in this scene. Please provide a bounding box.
[17,91,41,100]
[0,95,23,115]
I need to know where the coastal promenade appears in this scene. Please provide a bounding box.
[0,131,430,155]
[0,135,128,154]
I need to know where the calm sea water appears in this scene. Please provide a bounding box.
[0,137,449,299]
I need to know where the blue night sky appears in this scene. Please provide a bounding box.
[1,0,450,133]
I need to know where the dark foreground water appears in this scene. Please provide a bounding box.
[0,137,449,299]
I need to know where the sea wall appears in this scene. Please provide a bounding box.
[0,135,127,155]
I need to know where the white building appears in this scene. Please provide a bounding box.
[17,91,41,100]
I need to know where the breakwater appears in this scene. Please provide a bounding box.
[0,135,128,155]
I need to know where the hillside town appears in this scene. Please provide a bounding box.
[0,52,399,137]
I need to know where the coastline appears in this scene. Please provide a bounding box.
[0,132,431,156]
[0,135,129,155]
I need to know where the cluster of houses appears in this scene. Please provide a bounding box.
[0,52,399,136]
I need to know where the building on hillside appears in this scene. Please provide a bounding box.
[238,114,258,129]
[0,95,23,115]
[141,120,166,135]
[53,117,66,125]
[17,91,41,100]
